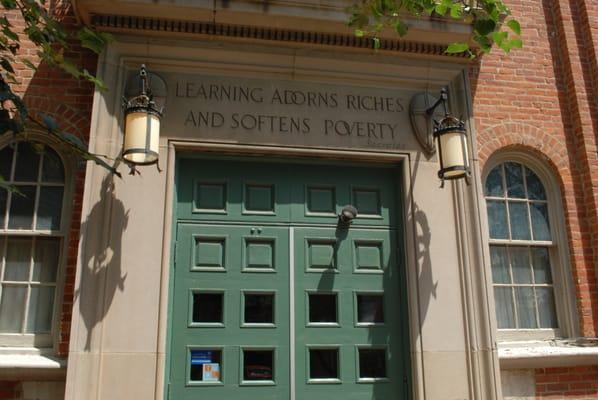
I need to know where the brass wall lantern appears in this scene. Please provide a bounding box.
[122,65,164,166]
[409,88,471,186]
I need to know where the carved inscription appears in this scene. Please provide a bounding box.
[166,75,413,150]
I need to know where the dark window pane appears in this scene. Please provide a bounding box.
[509,202,531,240]
[32,238,60,283]
[0,285,26,332]
[243,350,274,381]
[510,247,532,284]
[190,350,222,382]
[490,246,510,284]
[309,349,338,379]
[36,187,63,230]
[484,166,504,197]
[357,294,384,323]
[244,293,274,324]
[13,142,40,182]
[358,349,387,379]
[192,293,223,323]
[41,147,64,183]
[530,202,551,241]
[8,185,36,229]
[536,287,558,328]
[494,287,515,329]
[515,287,538,329]
[0,145,13,180]
[4,237,31,281]
[525,167,546,200]
[26,286,55,333]
[487,200,508,239]
[505,162,525,198]
[0,188,7,228]
[531,247,552,284]
[308,293,337,323]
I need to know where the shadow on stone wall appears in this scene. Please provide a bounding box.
[75,176,128,351]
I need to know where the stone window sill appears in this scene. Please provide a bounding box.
[498,338,598,369]
[0,348,66,379]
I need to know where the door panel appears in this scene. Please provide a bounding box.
[171,224,290,400]
[170,158,408,400]
[294,227,404,400]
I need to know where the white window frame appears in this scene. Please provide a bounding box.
[0,133,75,350]
[482,151,578,342]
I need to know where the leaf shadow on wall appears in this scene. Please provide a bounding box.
[75,176,129,351]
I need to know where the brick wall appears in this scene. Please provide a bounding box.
[471,0,598,336]
[4,2,98,357]
[0,382,19,400]
[471,0,598,397]
[536,366,598,398]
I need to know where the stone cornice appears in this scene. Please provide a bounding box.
[90,14,469,59]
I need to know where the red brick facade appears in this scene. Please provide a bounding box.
[4,3,97,357]
[472,0,598,397]
[536,366,598,399]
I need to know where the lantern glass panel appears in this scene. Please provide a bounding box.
[123,111,160,164]
[438,128,468,178]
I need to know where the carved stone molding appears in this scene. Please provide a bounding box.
[90,14,469,59]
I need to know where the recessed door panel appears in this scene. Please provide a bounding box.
[171,224,290,400]
[170,158,408,400]
[294,227,404,400]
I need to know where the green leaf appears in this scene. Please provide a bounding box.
[510,38,523,48]
[0,57,15,74]
[506,19,521,35]
[474,18,497,36]
[355,29,365,37]
[499,41,512,53]
[394,20,408,36]
[474,34,493,52]
[446,42,469,53]
[0,175,20,194]
[58,59,81,79]
[0,0,17,9]
[81,69,108,92]
[450,4,462,18]
[77,27,112,54]
[372,37,381,49]
[491,31,508,46]
[435,3,449,16]
[21,58,37,71]
[2,26,18,41]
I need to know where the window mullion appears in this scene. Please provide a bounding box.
[528,245,542,328]
[21,236,36,334]
[505,246,519,329]
[30,151,44,232]
[523,168,536,242]
[3,192,12,232]
[501,164,513,241]
[0,238,6,311]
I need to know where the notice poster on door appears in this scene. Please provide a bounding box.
[202,363,220,381]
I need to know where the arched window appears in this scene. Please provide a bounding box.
[484,160,560,334]
[0,140,69,347]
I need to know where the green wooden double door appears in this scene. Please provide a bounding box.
[169,158,409,400]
